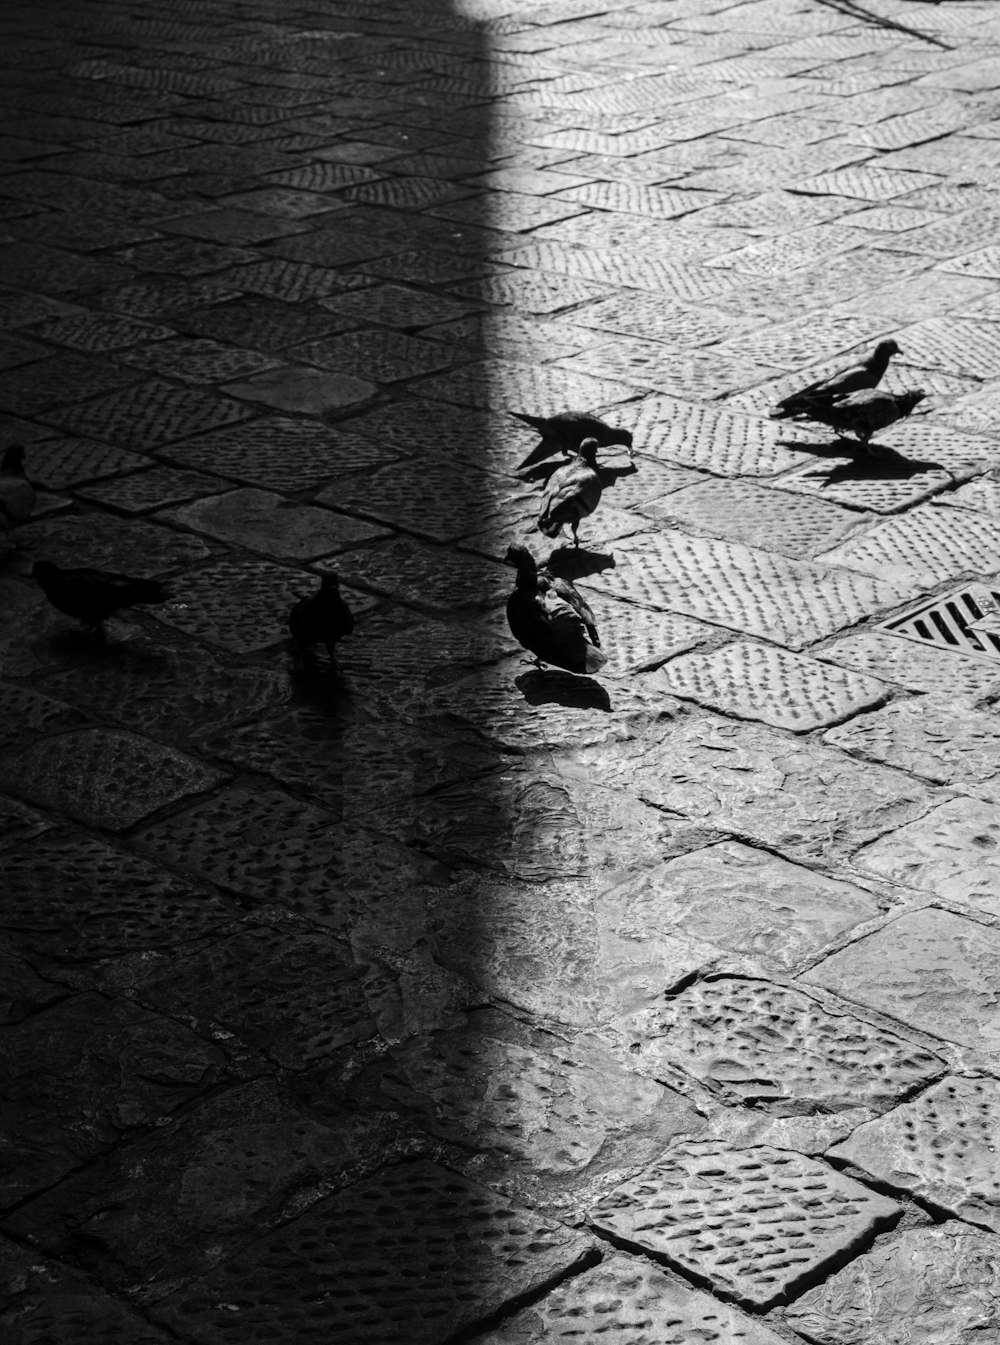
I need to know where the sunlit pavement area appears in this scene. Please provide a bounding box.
[3,0,1000,1340]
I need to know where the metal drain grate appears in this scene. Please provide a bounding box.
[883,584,1000,664]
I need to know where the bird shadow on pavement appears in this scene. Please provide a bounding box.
[544,546,616,581]
[515,668,611,711]
[783,438,947,487]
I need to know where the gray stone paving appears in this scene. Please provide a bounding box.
[2,0,1000,1342]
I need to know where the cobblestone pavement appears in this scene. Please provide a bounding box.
[4,0,1000,1340]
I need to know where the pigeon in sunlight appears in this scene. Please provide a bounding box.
[512,409,634,473]
[770,339,901,421]
[798,387,927,450]
[32,560,170,632]
[0,444,36,526]
[505,543,606,676]
[288,573,354,660]
[537,437,604,547]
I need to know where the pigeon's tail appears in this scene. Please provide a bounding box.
[583,644,607,674]
[510,411,545,432]
[123,579,170,607]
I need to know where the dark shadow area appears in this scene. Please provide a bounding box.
[515,667,612,711]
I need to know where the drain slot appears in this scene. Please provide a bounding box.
[882,584,1000,665]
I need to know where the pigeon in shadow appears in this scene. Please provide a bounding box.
[505,543,606,675]
[289,573,354,662]
[0,444,36,527]
[513,410,633,473]
[770,339,901,420]
[32,560,169,633]
[793,388,926,450]
[537,438,605,547]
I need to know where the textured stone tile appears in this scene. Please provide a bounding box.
[0,793,53,850]
[559,341,783,399]
[805,907,1000,1058]
[1,728,223,831]
[0,681,84,748]
[119,336,281,383]
[619,975,943,1114]
[641,477,868,556]
[291,327,458,382]
[415,358,636,412]
[896,315,1000,379]
[151,558,325,652]
[315,458,506,544]
[786,1225,1000,1345]
[0,352,143,417]
[0,240,131,293]
[778,454,962,515]
[661,640,887,731]
[590,1141,901,1310]
[818,505,1000,589]
[575,591,710,676]
[151,1161,593,1344]
[818,630,1000,697]
[0,993,227,1205]
[345,535,508,613]
[19,512,210,576]
[563,716,933,864]
[164,487,387,560]
[825,696,1000,800]
[599,841,883,972]
[851,796,1000,914]
[211,258,371,302]
[479,1252,791,1345]
[77,465,224,513]
[40,376,255,451]
[586,529,907,649]
[25,312,175,353]
[5,1082,418,1300]
[830,1074,1000,1232]
[613,394,812,476]
[222,363,377,414]
[179,294,353,351]
[0,1238,174,1344]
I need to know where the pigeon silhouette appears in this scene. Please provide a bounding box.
[505,543,606,675]
[0,444,36,526]
[799,388,926,449]
[771,339,901,420]
[289,573,354,659]
[32,560,169,630]
[537,437,603,546]
[513,410,633,473]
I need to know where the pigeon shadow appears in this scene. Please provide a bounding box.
[515,668,612,711]
[544,545,616,581]
[789,439,947,488]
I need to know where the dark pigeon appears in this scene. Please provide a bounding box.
[771,339,901,421]
[799,388,926,449]
[505,543,606,675]
[32,560,169,630]
[0,444,36,526]
[513,410,633,473]
[289,573,354,659]
[537,437,603,546]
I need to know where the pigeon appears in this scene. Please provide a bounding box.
[288,573,354,659]
[537,437,603,546]
[32,560,169,630]
[513,410,633,473]
[0,444,36,526]
[799,388,926,449]
[505,544,605,675]
[770,339,901,420]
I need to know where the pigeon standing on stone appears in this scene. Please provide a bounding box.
[770,339,901,421]
[504,543,606,675]
[513,410,633,473]
[32,560,169,631]
[799,388,926,449]
[537,438,603,546]
[0,444,36,526]
[288,573,354,660]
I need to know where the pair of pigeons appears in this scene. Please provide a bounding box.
[770,339,924,445]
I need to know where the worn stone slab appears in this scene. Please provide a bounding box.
[414,358,637,412]
[5,1081,419,1301]
[39,376,255,451]
[0,352,143,417]
[587,529,907,649]
[575,591,710,676]
[119,336,281,383]
[613,394,813,476]
[77,465,224,513]
[818,505,1000,590]
[454,268,613,315]
[222,363,377,414]
[0,993,227,1205]
[292,327,459,382]
[830,1074,1000,1232]
[0,1237,174,1344]
[0,682,83,749]
[590,1140,901,1311]
[778,454,963,515]
[619,975,944,1114]
[320,279,482,329]
[818,630,1000,697]
[164,487,387,560]
[0,794,53,850]
[805,908,1000,1058]
[16,437,149,489]
[661,641,887,731]
[316,459,506,544]
[345,535,509,613]
[152,557,327,652]
[559,340,783,399]
[641,476,868,556]
[211,257,371,302]
[785,1224,1000,1344]
[479,1251,790,1345]
[151,1161,593,1344]
[852,796,1000,914]
[180,294,353,351]
[19,512,209,576]
[1,729,223,831]
[563,716,933,864]
[601,840,883,972]
[825,696,1000,801]
[895,315,1000,379]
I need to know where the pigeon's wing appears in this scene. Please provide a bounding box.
[538,587,606,672]
[548,575,600,645]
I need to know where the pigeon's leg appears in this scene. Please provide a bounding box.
[572,520,580,548]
